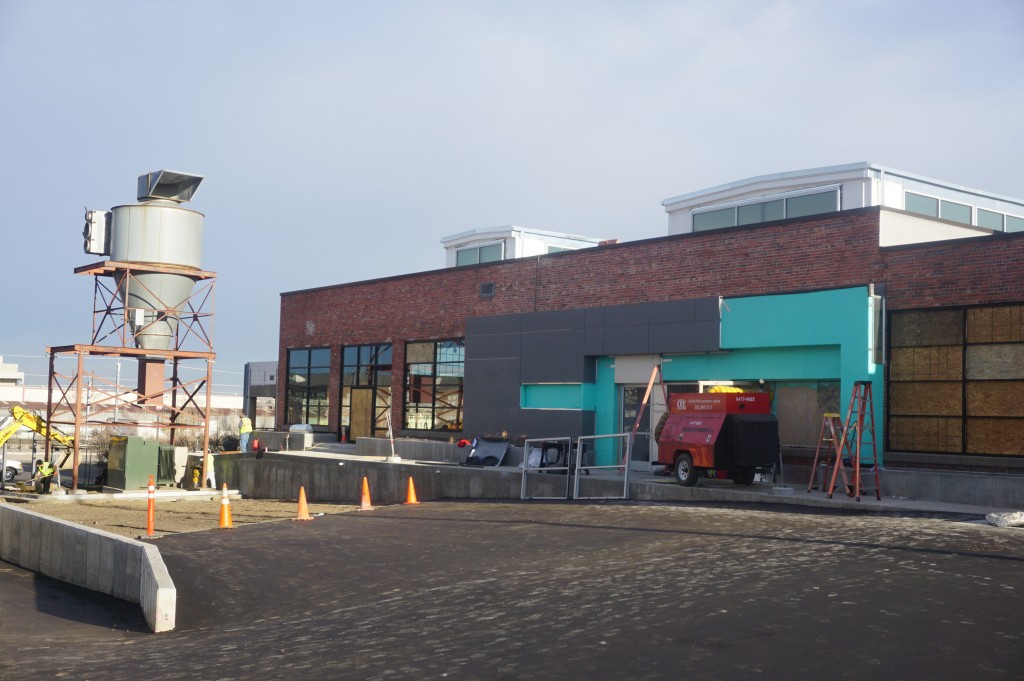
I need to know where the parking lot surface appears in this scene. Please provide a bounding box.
[2,500,1023,680]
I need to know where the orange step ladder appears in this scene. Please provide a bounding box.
[807,412,845,492]
[826,381,881,501]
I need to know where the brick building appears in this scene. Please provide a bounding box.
[278,163,1024,474]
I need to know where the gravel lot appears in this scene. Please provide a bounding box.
[2,496,362,538]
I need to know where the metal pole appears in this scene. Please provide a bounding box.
[201,359,213,488]
[114,359,121,427]
[385,409,401,462]
[71,351,84,492]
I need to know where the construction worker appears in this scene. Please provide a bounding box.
[238,413,253,452]
[34,458,55,495]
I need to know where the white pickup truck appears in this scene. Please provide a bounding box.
[3,457,28,483]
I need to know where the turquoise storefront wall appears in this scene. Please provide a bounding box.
[523,287,883,466]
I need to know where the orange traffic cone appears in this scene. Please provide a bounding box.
[218,483,233,529]
[293,486,313,521]
[360,476,373,511]
[404,477,420,505]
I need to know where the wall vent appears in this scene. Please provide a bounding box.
[479,282,496,298]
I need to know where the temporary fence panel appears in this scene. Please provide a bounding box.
[573,432,631,500]
[521,437,574,500]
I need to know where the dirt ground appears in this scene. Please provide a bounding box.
[3,496,362,539]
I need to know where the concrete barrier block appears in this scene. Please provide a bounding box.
[69,526,89,589]
[23,513,42,572]
[140,544,176,633]
[45,518,64,578]
[0,507,13,564]
[85,531,102,591]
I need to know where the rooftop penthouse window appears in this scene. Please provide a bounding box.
[905,191,1024,232]
[692,187,839,232]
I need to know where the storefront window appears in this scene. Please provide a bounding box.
[286,347,330,428]
[404,339,464,431]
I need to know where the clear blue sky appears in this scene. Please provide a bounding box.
[2,0,1022,391]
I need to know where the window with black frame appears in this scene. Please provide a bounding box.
[404,339,464,431]
[340,344,392,439]
[286,347,330,428]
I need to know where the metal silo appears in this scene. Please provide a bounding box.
[87,171,205,350]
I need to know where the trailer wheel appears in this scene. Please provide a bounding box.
[674,453,699,487]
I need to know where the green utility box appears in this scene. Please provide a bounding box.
[107,436,159,490]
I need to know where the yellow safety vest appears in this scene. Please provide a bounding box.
[38,462,54,477]
[239,417,253,434]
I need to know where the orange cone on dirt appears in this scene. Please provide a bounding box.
[218,483,233,529]
[360,476,373,511]
[293,486,313,521]
[404,477,420,505]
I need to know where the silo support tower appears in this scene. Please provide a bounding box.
[45,171,218,491]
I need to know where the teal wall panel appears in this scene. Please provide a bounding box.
[521,384,584,409]
[662,346,840,381]
[594,357,618,466]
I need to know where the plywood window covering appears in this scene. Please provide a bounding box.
[888,304,1024,457]
[340,344,392,439]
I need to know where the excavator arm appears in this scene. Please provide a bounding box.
[0,406,75,450]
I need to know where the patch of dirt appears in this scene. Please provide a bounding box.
[6,497,360,539]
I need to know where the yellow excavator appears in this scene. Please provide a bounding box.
[0,406,74,483]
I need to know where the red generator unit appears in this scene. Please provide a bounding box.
[656,393,779,486]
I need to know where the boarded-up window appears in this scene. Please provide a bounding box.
[888,305,1024,457]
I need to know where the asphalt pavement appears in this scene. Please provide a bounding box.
[3,499,1024,680]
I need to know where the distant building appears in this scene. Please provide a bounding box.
[0,357,24,386]
[243,361,278,429]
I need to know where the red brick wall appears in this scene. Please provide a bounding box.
[278,207,1024,431]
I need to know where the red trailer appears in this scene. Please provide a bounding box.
[656,393,779,486]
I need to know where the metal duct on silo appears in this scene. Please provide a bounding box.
[108,170,205,351]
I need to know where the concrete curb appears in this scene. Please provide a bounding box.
[0,502,176,633]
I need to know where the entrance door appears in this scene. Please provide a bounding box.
[621,385,652,471]
[350,388,373,440]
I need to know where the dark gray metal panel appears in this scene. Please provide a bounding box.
[464,379,521,407]
[466,313,523,335]
[694,296,721,321]
[602,325,650,355]
[466,332,522,360]
[521,356,586,383]
[584,307,605,328]
[584,327,604,355]
[652,299,695,324]
[521,329,585,357]
[603,303,651,327]
[693,320,721,351]
[519,409,594,439]
[649,323,695,354]
[522,308,586,332]
[463,407,521,439]
[465,358,521,385]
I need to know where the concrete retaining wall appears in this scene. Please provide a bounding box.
[216,455,586,503]
[0,503,176,633]
[784,462,1024,507]
[356,437,525,467]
